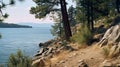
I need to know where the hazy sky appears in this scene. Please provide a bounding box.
[3,0,53,23]
[3,0,75,23]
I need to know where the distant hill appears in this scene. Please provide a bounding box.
[0,22,32,28]
[17,22,53,28]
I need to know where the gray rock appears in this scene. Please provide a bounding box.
[108,45,118,58]
[39,43,44,47]
[100,60,113,67]
[98,24,120,47]
[98,27,113,47]
[78,59,84,63]
[113,46,120,57]
[32,59,45,67]
[78,59,88,67]
[59,60,65,64]
[108,25,119,43]
[46,47,53,55]
[39,48,44,55]
[42,50,48,56]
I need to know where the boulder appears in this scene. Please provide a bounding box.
[39,39,54,48]
[39,43,44,47]
[98,24,120,47]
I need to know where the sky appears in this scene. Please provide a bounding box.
[3,0,54,23]
[3,0,75,23]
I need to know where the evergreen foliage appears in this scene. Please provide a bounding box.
[0,0,24,21]
[7,50,36,67]
[51,6,76,39]
[68,6,76,27]
[30,0,72,41]
[30,0,60,19]
[51,22,65,38]
[71,25,93,45]
[75,0,116,31]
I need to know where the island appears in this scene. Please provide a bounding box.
[0,22,32,28]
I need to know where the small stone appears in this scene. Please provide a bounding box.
[78,62,88,67]
[117,64,120,67]
[77,59,88,67]
[73,53,77,56]
[100,60,113,67]
[59,60,65,64]
[78,59,84,63]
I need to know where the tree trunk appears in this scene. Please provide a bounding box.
[87,0,94,31]
[90,1,94,31]
[60,0,72,41]
[116,0,120,13]
[87,0,90,29]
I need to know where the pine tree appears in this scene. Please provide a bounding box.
[75,0,113,31]
[116,0,120,13]
[30,0,72,40]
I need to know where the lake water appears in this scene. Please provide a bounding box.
[0,27,53,64]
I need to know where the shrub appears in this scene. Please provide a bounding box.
[71,25,93,45]
[7,50,36,67]
[0,64,4,67]
[103,17,113,27]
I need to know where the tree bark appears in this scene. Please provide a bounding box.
[116,0,120,13]
[87,0,90,29]
[87,0,94,31]
[90,1,94,31]
[60,0,72,41]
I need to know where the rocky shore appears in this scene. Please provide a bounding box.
[32,38,74,67]
[32,23,120,67]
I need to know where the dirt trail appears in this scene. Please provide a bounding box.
[50,45,104,67]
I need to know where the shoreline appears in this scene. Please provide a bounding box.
[32,24,120,67]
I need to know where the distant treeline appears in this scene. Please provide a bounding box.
[0,22,32,28]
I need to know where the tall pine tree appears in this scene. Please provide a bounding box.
[75,0,113,31]
[30,0,72,40]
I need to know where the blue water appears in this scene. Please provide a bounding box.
[0,27,53,64]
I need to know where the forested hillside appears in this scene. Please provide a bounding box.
[0,22,32,28]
